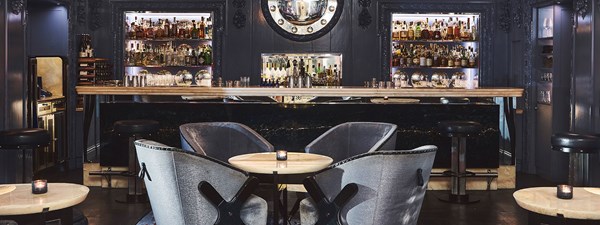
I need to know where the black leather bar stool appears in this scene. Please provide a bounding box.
[0,128,50,183]
[438,121,482,204]
[114,120,159,203]
[551,132,600,186]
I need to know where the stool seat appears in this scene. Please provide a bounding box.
[114,120,159,135]
[0,128,50,148]
[551,132,600,154]
[438,121,482,137]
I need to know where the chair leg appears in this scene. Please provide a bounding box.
[438,137,479,204]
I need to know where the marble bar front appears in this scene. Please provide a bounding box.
[77,86,522,173]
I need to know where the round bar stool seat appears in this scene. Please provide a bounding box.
[113,120,159,203]
[0,128,50,148]
[551,132,600,186]
[0,128,50,183]
[551,133,600,154]
[437,121,481,204]
[114,120,159,135]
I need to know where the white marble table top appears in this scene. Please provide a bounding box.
[0,183,89,216]
[229,152,333,175]
[0,185,16,196]
[513,187,600,220]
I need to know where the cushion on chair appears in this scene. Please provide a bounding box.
[135,139,268,225]
[305,122,398,163]
[179,122,274,162]
[551,132,600,153]
[0,128,50,148]
[300,146,437,225]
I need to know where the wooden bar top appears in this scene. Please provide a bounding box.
[76,86,523,97]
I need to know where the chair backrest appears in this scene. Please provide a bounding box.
[135,139,251,225]
[314,145,437,225]
[305,122,398,163]
[179,122,274,162]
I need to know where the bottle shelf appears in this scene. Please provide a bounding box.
[125,38,212,42]
[392,66,478,70]
[392,40,478,44]
[125,65,212,68]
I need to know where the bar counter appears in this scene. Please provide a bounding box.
[76,86,523,98]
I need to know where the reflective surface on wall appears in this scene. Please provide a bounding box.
[263,0,343,41]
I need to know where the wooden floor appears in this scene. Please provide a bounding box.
[39,167,556,225]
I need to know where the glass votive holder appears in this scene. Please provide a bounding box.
[557,184,573,199]
[32,179,48,194]
[276,150,287,161]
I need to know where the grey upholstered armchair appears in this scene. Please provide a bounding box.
[179,122,274,162]
[305,122,398,163]
[300,145,437,225]
[134,139,268,225]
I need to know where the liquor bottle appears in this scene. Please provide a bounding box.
[178,20,186,39]
[171,17,178,38]
[146,19,155,39]
[415,21,422,40]
[446,17,454,40]
[453,49,461,67]
[460,49,468,67]
[392,21,400,40]
[203,44,212,65]
[127,18,136,39]
[425,49,433,67]
[460,18,471,41]
[400,22,408,40]
[471,16,478,41]
[421,20,430,40]
[163,19,170,38]
[408,22,415,40]
[453,19,461,40]
[206,16,213,39]
[468,47,477,67]
[136,18,144,39]
[191,50,198,65]
[156,19,165,39]
[432,21,442,40]
[191,20,199,39]
[199,17,206,39]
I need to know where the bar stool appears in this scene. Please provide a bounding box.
[114,120,159,203]
[0,128,50,183]
[437,121,482,204]
[551,132,600,186]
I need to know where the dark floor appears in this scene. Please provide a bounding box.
[35,166,558,225]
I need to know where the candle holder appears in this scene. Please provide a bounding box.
[557,184,573,199]
[276,150,288,161]
[32,179,48,194]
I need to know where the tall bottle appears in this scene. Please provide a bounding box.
[408,22,415,40]
[399,21,408,40]
[171,17,178,38]
[432,21,442,40]
[453,19,461,40]
[420,19,430,40]
[191,20,199,39]
[471,16,478,41]
[414,21,422,40]
[199,17,206,39]
[446,18,454,40]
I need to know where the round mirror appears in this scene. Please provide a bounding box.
[261,0,344,42]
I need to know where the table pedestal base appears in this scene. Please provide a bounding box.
[0,207,73,225]
[527,211,600,225]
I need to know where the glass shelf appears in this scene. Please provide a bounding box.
[125,65,212,68]
[392,66,478,69]
[125,38,212,42]
[392,40,478,44]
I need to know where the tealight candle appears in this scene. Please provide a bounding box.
[276,150,287,161]
[557,184,573,199]
[32,179,48,194]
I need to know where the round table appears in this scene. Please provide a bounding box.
[228,152,333,175]
[229,152,332,225]
[513,187,600,224]
[0,183,89,224]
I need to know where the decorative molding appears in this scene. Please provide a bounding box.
[359,8,372,29]
[260,0,345,42]
[111,1,225,80]
[378,2,493,85]
[77,0,86,24]
[498,0,511,33]
[10,0,24,15]
[576,0,589,19]
[232,0,245,9]
[232,0,246,29]
[88,0,102,30]
[358,0,371,7]
[233,9,246,29]
[512,0,524,29]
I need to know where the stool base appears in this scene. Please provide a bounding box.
[438,194,479,204]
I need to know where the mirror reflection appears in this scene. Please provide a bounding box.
[278,0,328,26]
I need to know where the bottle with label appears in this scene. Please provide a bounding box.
[415,22,422,40]
[191,20,199,39]
[420,20,430,40]
[400,22,409,40]
[408,22,415,40]
[392,21,400,40]
[446,18,454,40]
[171,17,178,38]
[199,17,206,39]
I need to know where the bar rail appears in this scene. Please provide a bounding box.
[76,86,523,97]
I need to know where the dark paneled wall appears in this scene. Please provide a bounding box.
[573,0,600,186]
[72,0,516,86]
[27,5,69,57]
[1,0,27,130]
